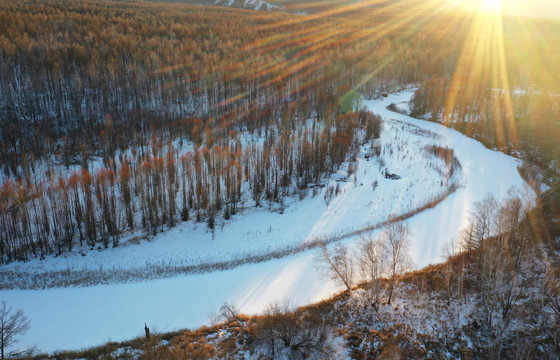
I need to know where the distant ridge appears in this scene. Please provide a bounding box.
[153,0,278,11]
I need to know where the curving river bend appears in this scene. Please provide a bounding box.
[1,90,529,353]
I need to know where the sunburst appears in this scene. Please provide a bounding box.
[481,0,502,13]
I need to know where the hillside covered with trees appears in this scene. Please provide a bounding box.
[2,0,559,262]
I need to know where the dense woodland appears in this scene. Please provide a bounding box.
[0,103,382,262]
[0,0,455,177]
[0,0,559,268]
[0,0,402,262]
[0,0,463,262]
[411,78,560,172]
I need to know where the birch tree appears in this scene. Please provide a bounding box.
[317,243,355,292]
[358,234,386,310]
[382,220,411,304]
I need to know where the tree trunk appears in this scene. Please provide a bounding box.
[388,275,396,305]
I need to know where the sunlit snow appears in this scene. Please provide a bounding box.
[0,90,530,353]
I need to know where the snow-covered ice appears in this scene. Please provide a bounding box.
[0,90,530,353]
[364,91,529,266]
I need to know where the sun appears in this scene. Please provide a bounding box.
[480,0,502,13]
[447,0,502,14]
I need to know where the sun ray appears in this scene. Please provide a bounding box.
[481,0,501,13]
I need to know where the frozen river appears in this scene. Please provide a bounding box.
[1,90,529,353]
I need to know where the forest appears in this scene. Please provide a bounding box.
[1,0,560,263]
[0,0,393,262]
[0,0,456,262]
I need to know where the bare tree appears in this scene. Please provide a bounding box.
[460,220,478,252]
[474,192,531,357]
[497,187,533,271]
[207,310,221,327]
[358,234,386,310]
[219,302,239,322]
[382,221,411,304]
[0,301,30,359]
[545,268,560,357]
[471,194,499,250]
[317,242,355,292]
[546,270,560,325]
[255,302,336,360]
[441,238,464,305]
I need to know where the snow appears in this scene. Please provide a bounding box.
[2,254,332,354]
[211,0,277,11]
[0,89,530,354]
[364,91,529,266]
[244,0,275,10]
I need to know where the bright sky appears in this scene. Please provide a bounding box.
[500,0,560,19]
[448,0,560,19]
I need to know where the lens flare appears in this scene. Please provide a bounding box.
[481,0,501,13]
